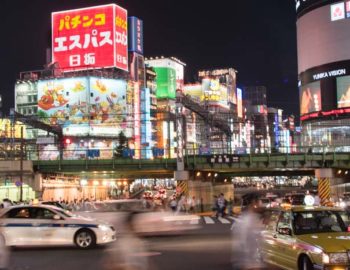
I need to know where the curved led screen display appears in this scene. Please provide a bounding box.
[297,1,350,73]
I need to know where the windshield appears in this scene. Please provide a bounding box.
[292,210,347,235]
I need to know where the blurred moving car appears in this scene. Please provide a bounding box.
[0,205,116,248]
[259,206,350,270]
[76,199,200,236]
[40,201,71,210]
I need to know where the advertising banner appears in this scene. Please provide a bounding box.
[37,77,131,137]
[37,77,90,135]
[52,5,115,71]
[114,5,128,71]
[300,81,322,115]
[52,4,128,72]
[237,88,243,118]
[0,120,26,139]
[183,84,202,102]
[141,88,152,159]
[337,75,350,108]
[134,82,141,159]
[154,67,176,99]
[202,78,229,108]
[331,2,345,21]
[128,17,143,55]
[89,77,130,137]
[147,59,184,89]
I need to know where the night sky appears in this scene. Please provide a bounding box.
[0,0,298,117]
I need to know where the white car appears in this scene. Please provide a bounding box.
[0,205,116,249]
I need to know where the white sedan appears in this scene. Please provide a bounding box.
[0,205,116,249]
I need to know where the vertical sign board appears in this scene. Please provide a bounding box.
[52,4,128,72]
[128,17,144,55]
[237,88,243,118]
[134,82,141,159]
[114,5,128,71]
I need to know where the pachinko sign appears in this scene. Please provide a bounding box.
[52,4,128,72]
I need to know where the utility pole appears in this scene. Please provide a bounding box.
[20,126,24,202]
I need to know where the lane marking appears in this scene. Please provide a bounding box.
[190,218,199,225]
[218,217,230,224]
[203,217,215,224]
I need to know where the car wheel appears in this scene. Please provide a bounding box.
[299,255,313,270]
[74,229,96,249]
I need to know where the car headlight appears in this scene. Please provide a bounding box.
[323,253,348,264]
[340,202,346,208]
[98,225,110,232]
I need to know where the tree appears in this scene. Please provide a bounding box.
[115,131,127,157]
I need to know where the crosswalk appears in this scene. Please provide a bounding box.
[192,215,236,225]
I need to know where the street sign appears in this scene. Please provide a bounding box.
[15,181,22,187]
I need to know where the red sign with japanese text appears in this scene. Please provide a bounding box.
[52,4,128,72]
[114,5,128,71]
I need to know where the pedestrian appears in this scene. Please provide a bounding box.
[227,197,233,216]
[217,193,226,218]
[200,197,204,213]
[187,196,196,213]
[177,195,187,213]
[169,197,177,212]
[231,194,264,269]
[212,195,218,217]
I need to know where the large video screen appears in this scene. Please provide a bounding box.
[297,2,350,73]
[300,81,322,115]
[337,75,350,108]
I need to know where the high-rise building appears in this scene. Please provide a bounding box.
[244,86,268,152]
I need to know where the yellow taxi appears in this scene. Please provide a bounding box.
[259,205,350,270]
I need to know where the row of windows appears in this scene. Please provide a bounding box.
[18,107,37,115]
[27,95,37,103]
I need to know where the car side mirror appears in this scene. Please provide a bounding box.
[278,227,292,236]
[53,214,61,220]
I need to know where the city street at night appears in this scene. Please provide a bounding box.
[8,218,238,270]
[2,0,350,269]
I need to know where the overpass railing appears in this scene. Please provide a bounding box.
[0,144,349,161]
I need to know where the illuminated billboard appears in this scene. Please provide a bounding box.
[237,88,243,118]
[337,75,350,108]
[0,119,26,139]
[198,68,237,105]
[37,77,131,137]
[300,81,322,115]
[129,17,143,55]
[37,77,89,135]
[183,84,202,101]
[52,4,128,72]
[202,78,229,108]
[146,58,185,89]
[89,77,131,137]
[154,67,176,99]
[297,2,350,73]
[134,82,141,159]
[331,2,345,21]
